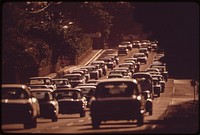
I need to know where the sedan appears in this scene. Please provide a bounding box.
[30,89,59,122]
[133,53,147,64]
[89,78,145,128]
[2,84,40,129]
[54,88,87,117]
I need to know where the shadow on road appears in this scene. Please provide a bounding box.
[79,100,199,134]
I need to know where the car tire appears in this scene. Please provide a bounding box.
[92,118,101,129]
[80,111,86,117]
[52,115,58,122]
[137,113,144,126]
[24,118,37,129]
[149,110,153,116]
[157,92,160,97]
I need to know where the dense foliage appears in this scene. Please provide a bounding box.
[2,2,147,83]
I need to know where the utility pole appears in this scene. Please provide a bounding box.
[191,79,196,102]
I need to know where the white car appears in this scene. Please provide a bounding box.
[133,53,147,64]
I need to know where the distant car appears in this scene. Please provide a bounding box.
[120,41,133,50]
[1,84,40,129]
[87,79,99,84]
[145,68,160,73]
[28,77,56,90]
[151,74,165,93]
[54,88,87,117]
[90,60,107,76]
[133,53,147,64]
[151,43,157,50]
[89,78,145,128]
[107,53,119,65]
[30,89,59,122]
[152,77,161,97]
[52,78,71,89]
[109,70,131,78]
[107,73,124,79]
[119,63,135,74]
[132,40,141,48]
[75,85,96,107]
[141,90,153,115]
[80,66,99,80]
[63,73,85,87]
[98,57,115,70]
[139,48,149,57]
[70,70,87,82]
[89,63,103,78]
[150,65,168,82]
[132,72,154,100]
[118,46,128,56]
[73,68,90,81]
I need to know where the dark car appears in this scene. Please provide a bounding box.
[52,78,71,89]
[63,73,86,87]
[28,77,56,90]
[30,89,59,122]
[98,57,115,70]
[89,78,145,128]
[141,90,153,115]
[75,85,96,107]
[90,60,107,76]
[118,46,128,56]
[2,84,40,129]
[80,66,99,80]
[133,53,147,64]
[54,88,87,117]
[132,72,154,100]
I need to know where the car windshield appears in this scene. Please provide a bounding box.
[55,91,81,100]
[96,82,138,98]
[2,88,28,99]
[30,79,51,85]
[31,91,53,101]
[53,80,67,85]
[65,75,81,80]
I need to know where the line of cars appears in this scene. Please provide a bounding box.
[1,40,168,129]
[88,40,168,128]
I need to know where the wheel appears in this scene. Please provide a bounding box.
[24,118,37,129]
[157,92,160,97]
[52,115,58,122]
[137,113,144,126]
[149,110,153,116]
[92,118,101,129]
[80,111,86,117]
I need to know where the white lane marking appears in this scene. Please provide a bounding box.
[66,123,74,126]
[32,131,41,133]
[50,126,59,129]
[78,120,84,122]
[152,124,156,129]
[171,86,175,104]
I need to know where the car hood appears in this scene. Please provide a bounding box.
[1,99,30,104]
[58,99,82,102]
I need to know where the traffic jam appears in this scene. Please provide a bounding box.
[2,39,168,130]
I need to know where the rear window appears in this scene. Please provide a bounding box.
[2,88,29,99]
[96,82,138,98]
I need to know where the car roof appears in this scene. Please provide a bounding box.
[30,88,54,92]
[64,73,81,76]
[55,88,81,92]
[30,77,51,79]
[133,72,152,76]
[75,85,96,89]
[52,78,68,81]
[97,78,137,84]
[2,84,27,89]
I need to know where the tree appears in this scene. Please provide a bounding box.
[2,2,52,83]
